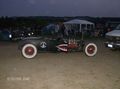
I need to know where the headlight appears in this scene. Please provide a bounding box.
[31,32,34,35]
[28,33,31,36]
[21,34,24,36]
[9,34,12,38]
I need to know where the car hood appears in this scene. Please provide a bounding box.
[106,30,120,37]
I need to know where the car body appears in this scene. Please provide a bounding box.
[11,29,35,41]
[18,22,98,59]
[105,24,120,50]
[18,36,97,59]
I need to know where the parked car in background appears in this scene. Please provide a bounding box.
[105,24,120,50]
[0,29,12,41]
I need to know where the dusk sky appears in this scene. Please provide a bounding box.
[0,0,120,17]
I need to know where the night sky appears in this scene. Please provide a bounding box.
[0,0,120,17]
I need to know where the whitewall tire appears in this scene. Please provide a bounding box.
[85,43,97,57]
[22,44,37,59]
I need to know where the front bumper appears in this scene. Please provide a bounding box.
[104,41,120,49]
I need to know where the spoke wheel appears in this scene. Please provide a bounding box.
[22,44,37,59]
[85,43,97,57]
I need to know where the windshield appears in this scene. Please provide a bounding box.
[115,24,120,30]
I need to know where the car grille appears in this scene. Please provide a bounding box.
[106,36,120,42]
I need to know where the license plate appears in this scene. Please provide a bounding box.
[108,44,113,48]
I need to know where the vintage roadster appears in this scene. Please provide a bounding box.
[18,22,98,59]
[18,36,97,59]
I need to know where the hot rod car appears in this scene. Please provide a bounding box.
[18,21,98,59]
[18,36,97,59]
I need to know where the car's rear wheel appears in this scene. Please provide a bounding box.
[85,43,97,57]
[22,44,37,59]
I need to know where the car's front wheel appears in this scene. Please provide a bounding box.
[22,44,37,59]
[85,43,97,57]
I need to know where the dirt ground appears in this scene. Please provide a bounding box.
[0,38,120,89]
